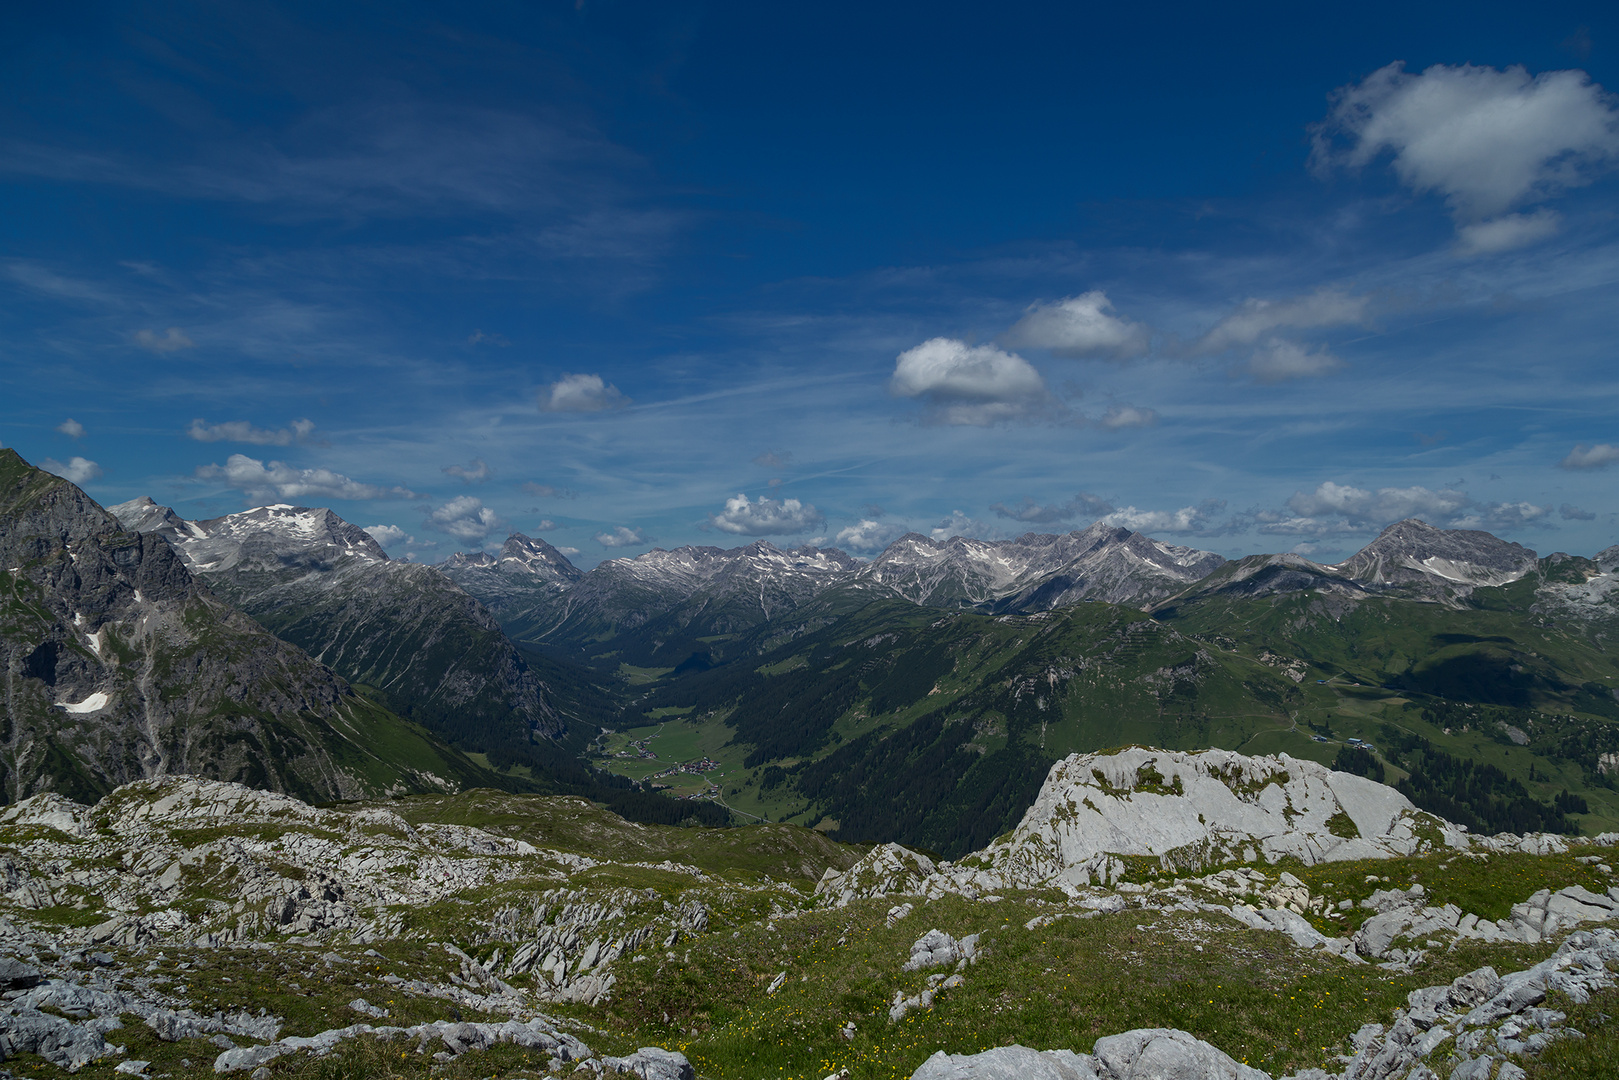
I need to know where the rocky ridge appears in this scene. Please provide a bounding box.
[851,525,1227,613]
[4,751,1619,1077]
[110,499,562,747]
[0,450,476,804]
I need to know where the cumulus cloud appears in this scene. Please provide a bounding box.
[1246,340,1345,382]
[1560,503,1597,521]
[709,493,826,536]
[134,327,195,352]
[1455,210,1563,255]
[990,492,1114,525]
[541,373,628,412]
[363,524,412,547]
[1256,480,1551,535]
[196,453,414,502]
[1561,443,1619,469]
[1196,290,1369,354]
[890,337,1056,426]
[835,519,908,553]
[1001,291,1151,360]
[1312,62,1619,250]
[187,418,316,446]
[55,418,85,439]
[753,450,793,469]
[42,457,102,485]
[1102,501,1226,535]
[595,525,648,549]
[443,459,491,483]
[1097,404,1158,429]
[557,546,581,557]
[426,496,507,542]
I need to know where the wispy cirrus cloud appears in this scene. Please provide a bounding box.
[1561,443,1619,469]
[442,459,492,483]
[135,327,195,352]
[990,492,1113,524]
[187,418,316,446]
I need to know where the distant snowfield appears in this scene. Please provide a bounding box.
[57,692,110,714]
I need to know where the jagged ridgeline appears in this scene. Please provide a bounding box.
[444,513,1619,858]
[0,448,493,803]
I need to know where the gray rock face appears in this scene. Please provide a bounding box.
[503,540,864,652]
[439,533,584,620]
[1,449,471,803]
[598,1046,696,1080]
[910,1029,1264,1080]
[913,1045,1099,1080]
[112,499,562,746]
[854,524,1225,613]
[977,748,1463,891]
[1335,519,1539,601]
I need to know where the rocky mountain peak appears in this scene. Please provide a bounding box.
[855,521,1226,611]
[1336,518,1538,597]
[498,533,584,583]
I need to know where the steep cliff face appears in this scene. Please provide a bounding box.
[111,501,563,751]
[0,450,486,803]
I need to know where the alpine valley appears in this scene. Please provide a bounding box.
[4,445,1619,1080]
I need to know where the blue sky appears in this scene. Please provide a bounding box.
[2,1,1616,567]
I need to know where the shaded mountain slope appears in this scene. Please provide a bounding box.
[111,500,564,756]
[0,449,492,804]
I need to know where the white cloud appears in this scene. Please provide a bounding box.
[595,525,648,548]
[134,327,195,352]
[196,453,414,502]
[557,546,581,557]
[1101,502,1223,535]
[1246,339,1344,382]
[1097,404,1158,429]
[1561,443,1619,469]
[533,518,557,531]
[55,418,85,439]
[42,457,102,485]
[890,337,1055,426]
[990,492,1113,524]
[1454,210,1563,255]
[1313,61,1619,246]
[835,519,908,552]
[709,493,826,536]
[187,418,316,446]
[541,373,628,412]
[363,524,412,547]
[1259,480,1552,535]
[929,510,1009,541]
[1196,290,1369,353]
[426,495,507,542]
[443,459,492,483]
[1002,291,1150,360]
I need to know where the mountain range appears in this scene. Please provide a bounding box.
[109,498,564,759]
[0,449,492,803]
[7,443,1618,861]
